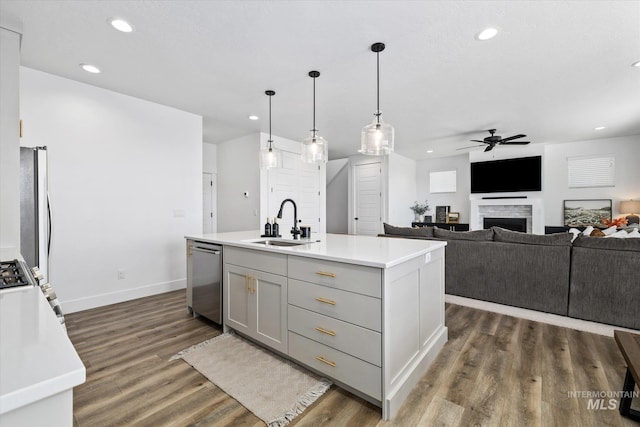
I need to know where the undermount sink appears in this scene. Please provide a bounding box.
[251,239,315,247]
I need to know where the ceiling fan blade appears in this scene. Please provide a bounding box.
[484,145,494,152]
[501,141,530,145]
[499,134,526,143]
[470,140,487,143]
[456,144,484,150]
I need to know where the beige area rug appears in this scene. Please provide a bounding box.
[170,332,332,427]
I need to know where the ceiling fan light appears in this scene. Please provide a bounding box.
[301,131,328,163]
[359,113,394,155]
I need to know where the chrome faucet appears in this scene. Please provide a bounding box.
[277,199,300,240]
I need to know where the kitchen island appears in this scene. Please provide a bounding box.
[185,231,447,420]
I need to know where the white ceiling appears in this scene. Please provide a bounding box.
[2,0,639,160]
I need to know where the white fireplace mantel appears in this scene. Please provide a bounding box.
[470,197,544,234]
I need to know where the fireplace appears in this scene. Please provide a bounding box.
[484,217,527,232]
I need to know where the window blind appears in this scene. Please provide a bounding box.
[567,154,615,188]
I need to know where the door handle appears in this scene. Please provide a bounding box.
[354,217,359,220]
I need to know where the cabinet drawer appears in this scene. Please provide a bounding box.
[288,279,381,332]
[288,305,381,366]
[289,332,381,400]
[224,246,287,276]
[288,256,381,298]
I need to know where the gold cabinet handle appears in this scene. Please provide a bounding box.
[251,276,256,294]
[188,244,193,256]
[315,297,336,306]
[315,326,336,336]
[315,271,336,278]
[316,356,336,367]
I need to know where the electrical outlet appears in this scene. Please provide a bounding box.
[118,270,126,280]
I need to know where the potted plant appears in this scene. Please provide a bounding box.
[410,200,430,222]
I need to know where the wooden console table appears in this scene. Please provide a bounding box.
[614,330,640,422]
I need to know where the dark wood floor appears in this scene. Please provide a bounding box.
[66,290,639,426]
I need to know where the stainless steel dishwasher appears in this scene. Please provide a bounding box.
[187,240,222,324]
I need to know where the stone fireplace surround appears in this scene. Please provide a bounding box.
[470,197,544,234]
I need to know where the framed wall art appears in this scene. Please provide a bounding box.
[563,199,612,226]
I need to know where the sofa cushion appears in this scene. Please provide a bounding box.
[493,227,573,246]
[573,235,640,252]
[383,223,433,238]
[433,227,493,241]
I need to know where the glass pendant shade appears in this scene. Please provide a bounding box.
[360,113,394,155]
[360,42,394,156]
[301,70,328,164]
[260,90,281,169]
[260,144,281,169]
[301,131,328,163]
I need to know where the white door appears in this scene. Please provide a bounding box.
[354,162,382,235]
[203,173,216,233]
[268,152,321,236]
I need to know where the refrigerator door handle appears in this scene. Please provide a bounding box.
[47,192,52,256]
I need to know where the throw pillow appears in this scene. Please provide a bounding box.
[432,227,493,241]
[602,225,617,236]
[383,223,433,238]
[493,227,573,246]
[582,226,594,236]
[590,229,605,237]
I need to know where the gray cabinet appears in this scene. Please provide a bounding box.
[224,248,288,354]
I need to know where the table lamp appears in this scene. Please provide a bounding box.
[620,200,640,225]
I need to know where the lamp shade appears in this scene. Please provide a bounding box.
[301,131,328,163]
[359,113,394,155]
[620,200,640,214]
[260,144,282,169]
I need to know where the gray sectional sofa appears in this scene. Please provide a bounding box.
[380,224,640,330]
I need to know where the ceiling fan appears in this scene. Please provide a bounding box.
[458,129,530,152]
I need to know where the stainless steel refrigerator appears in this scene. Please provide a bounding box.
[20,146,50,284]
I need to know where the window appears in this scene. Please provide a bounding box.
[567,154,615,188]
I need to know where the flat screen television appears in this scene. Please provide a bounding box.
[470,155,542,193]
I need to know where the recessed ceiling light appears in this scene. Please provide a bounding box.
[427,150,434,153]
[248,115,259,121]
[476,27,498,41]
[80,64,101,74]
[632,60,640,68]
[109,18,133,33]
[594,126,606,130]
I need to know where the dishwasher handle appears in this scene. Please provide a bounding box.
[191,246,221,255]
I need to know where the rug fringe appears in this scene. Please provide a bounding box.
[266,378,332,427]
[169,330,234,361]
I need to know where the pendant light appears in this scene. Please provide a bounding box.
[301,71,328,163]
[359,42,394,155]
[260,90,282,169]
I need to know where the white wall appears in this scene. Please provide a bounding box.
[0,28,21,249]
[387,153,417,226]
[543,135,640,225]
[203,142,217,173]
[217,133,260,232]
[326,158,348,233]
[20,67,202,313]
[416,154,471,223]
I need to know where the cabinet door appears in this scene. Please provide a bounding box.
[253,270,288,354]
[224,264,252,335]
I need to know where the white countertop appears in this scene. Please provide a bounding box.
[185,231,446,268]
[0,286,85,415]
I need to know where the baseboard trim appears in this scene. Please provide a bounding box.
[445,294,639,337]
[61,279,186,313]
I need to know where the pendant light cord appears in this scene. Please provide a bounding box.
[313,76,316,132]
[268,94,272,149]
[376,50,380,124]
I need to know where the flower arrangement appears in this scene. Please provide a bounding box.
[410,200,430,215]
[602,217,627,228]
